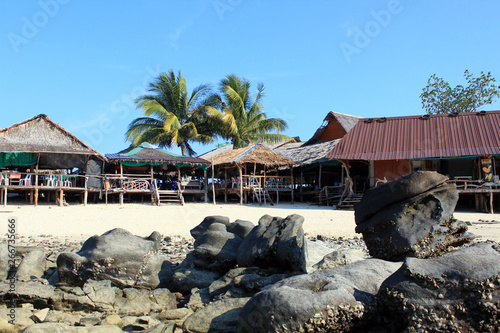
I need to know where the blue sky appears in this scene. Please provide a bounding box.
[1,0,500,156]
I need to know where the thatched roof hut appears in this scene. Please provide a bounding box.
[212,144,298,168]
[106,142,210,169]
[0,114,106,169]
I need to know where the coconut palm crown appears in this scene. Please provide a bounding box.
[209,74,290,148]
[126,71,215,156]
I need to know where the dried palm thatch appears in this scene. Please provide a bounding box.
[212,144,298,167]
[276,139,341,165]
[0,114,107,161]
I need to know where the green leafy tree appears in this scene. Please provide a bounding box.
[126,71,216,156]
[209,74,290,148]
[420,70,500,114]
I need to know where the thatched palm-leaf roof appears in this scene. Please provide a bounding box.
[212,144,298,167]
[276,140,341,165]
[0,114,107,161]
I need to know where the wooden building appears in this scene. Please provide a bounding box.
[0,114,107,206]
[275,111,360,206]
[105,142,210,205]
[327,110,500,212]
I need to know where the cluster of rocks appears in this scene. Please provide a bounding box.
[1,171,499,332]
[0,213,363,332]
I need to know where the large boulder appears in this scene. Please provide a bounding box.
[355,171,472,261]
[238,259,402,332]
[0,244,10,280]
[192,223,242,272]
[57,228,169,288]
[380,243,500,332]
[237,214,307,272]
[190,216,231,240]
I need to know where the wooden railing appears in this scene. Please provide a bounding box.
[0,171,88,188]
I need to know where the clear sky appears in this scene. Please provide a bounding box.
[1,0,500,156]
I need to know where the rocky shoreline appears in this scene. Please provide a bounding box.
[1,171,500,332]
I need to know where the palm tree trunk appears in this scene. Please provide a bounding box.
[180,143,187,156]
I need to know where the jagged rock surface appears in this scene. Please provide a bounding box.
[238,259,402,332]
[355,171,473,261]
[57,228,170,288]
[380,243,500,332]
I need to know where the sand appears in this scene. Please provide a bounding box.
[1,203,499,243]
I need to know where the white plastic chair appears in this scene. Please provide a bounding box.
[19,174,32,186]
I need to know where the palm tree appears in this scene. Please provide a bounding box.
[126,71,215,156]
[209,74,290,148]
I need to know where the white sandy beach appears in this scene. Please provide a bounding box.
[1,203,499,243]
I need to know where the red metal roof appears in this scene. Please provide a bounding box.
[326,111,500,161]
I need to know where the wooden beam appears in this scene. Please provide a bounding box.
[318,164,323,189]
[212,158,216,205]
[300,171,303,202]
[59,189,63,207]
[224,167,227,203]
[490,190,494,214]
[238,164,243,205]
[290,166,294,204]
[203,169,208,203]
[3,188,6,207]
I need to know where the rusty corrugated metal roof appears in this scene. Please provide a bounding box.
[326,111,500,161]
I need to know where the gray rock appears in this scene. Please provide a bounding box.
[355,170,448,223]
[22,322,87,332]
[207,267,289,301]
[355,171,473,261]
[115,288,177,316]
[238,259,402,332]
[87,326,124,333]
[227,220,255,239]
[184,297,250,333]
[16,247,46,281]
[193,223,242,272]
[304,239,335,273]
[190,216,231,240]
[171,268,221,293]
[57,228,169,288]
[44,310,82,325]
[0,243,11,280]
[237,214,307,272]
[380,243,500,333]
[312,248,367,272]
[143,323,176,333]
[0,307,35,328]
[0,281,60,308]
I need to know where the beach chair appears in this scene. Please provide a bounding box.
[19,174,32,186]
[0,173,8,185]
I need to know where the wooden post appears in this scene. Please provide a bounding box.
[318,164,323,190]
[238,164,243,205]
[300,171,303,202]
[224,167,228,203]
[59,189,63,207]
[290,166,294,204]
[4,187,7,207]
[84,176,88,206]
[203,169,208,203]
[34,188,38,207]
[490,189,494,214]
[212,158,216,205]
